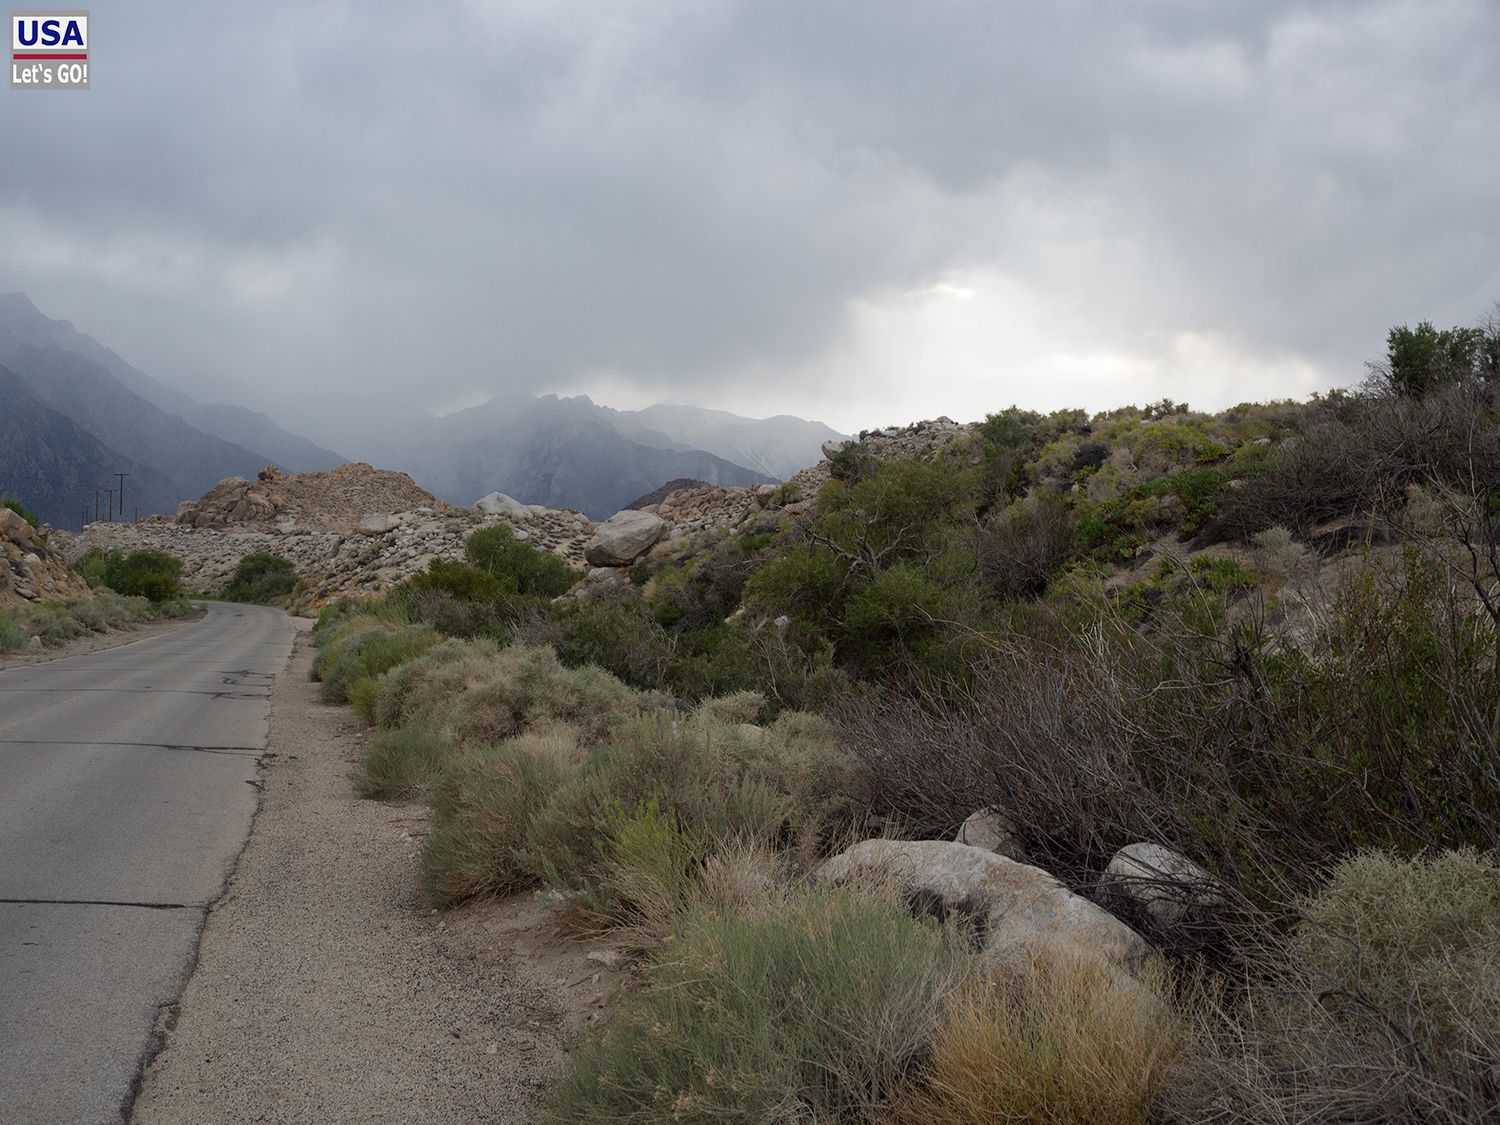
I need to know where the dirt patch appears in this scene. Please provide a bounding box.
[130,619,617,1124]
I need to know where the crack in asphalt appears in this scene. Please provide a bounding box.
[0,739,264,759]
[0,898,200,911]
[0,688,269,700]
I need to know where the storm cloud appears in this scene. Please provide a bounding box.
[3,0,1497,442]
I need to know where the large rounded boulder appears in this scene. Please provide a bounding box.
[815,839,1151,974]
[584,509,667,567]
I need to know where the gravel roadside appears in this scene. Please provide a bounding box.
[130,618,568,1124]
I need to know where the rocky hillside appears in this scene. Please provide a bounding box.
[1,506,90,605]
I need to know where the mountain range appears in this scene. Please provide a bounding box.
[0,292,845,526]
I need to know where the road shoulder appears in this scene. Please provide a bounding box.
[131,620,578,1124]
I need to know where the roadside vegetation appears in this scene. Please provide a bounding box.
[0,586,194,653]
[78,546,185,602]
[220,550,300,604]
[307,313,1500,1122]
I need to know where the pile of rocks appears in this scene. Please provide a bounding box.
[1,508,90,604]
[816,813,1225,995]
[173,464,460,533]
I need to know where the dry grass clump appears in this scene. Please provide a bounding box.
[894,954,1180,1125]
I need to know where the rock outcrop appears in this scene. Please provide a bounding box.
[584,510,667,567]
[816,839,1151,974]
[474,492,534,521]
[1,508,90,604]
[174,463,456,533]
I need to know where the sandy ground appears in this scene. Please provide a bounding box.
[130,619,624,1124]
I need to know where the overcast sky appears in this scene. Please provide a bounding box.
[3,0,1498,444]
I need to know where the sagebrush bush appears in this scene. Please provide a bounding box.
[1164,852,1500,1124]
[353,723,455,800]
[546,887,968,1123]
[0,610,30,652]
[0,588,183,652]
[420,730,574,904]
[317,623,439,705]
[373,639,648,746]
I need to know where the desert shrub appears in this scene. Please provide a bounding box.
[978,492,1074,599]
[523,709,857,922]
[0,587,178,651]
[746,457,997,686]
[546,887,968,1123]
[1,495,38,527]
[553,598,674,690]
[354,723,456,800]
[420,730,574,904]
[465,525,577,597]
[894,955,1179,1125]
[1164,851,1500,1124]
[317,623,439,705]
[1295,849,1500,1053]
[644,526,774,632]
[694,689,765,724]
[837,546,1499,924]
[659,622,764,701]
[221,551,297,604]
[79,548,183,602]
[373,639,647,747]
[0,609,30,651]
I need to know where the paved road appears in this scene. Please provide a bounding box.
[0,603,294,1124]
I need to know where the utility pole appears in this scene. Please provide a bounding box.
[116,472,129,522]
[133,506,139,523]
[95,490,100,522]
[82,507,88,531]
[105,488,114,522]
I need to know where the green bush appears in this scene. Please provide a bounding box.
[554,598,674,690]
[546,887,967,1123]
[316,623,440,705]
[221,551,297,604]
[79,548,184,602]
[0,610,30,652]
[1,495,38,528]
[465,525,577,597]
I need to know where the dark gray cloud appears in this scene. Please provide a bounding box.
[3,0,1497,441]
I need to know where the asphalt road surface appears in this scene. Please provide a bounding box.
[0,603,294,1124]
